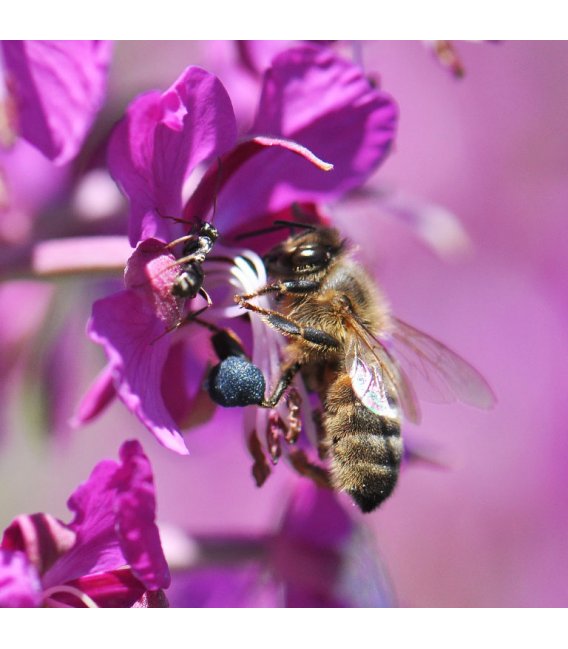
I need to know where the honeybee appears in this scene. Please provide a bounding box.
[236,224,495,512]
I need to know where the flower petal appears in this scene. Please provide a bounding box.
[0,549,42,607]
[70,363,117,427]
[54,568,146,608]
[114,440,171,590]
[255,45,397,173]
[132,589,169,607]
[215,45,398,227]
[183,134,332,223]
[1,513,75,575]
[273,483,393,607]
[43,440,169,593]
[167,564,278,608]
[278,482,353,550]
[1,41,112,164]
[107,66,237,245]
[88,285,188,455]
[42,458,123,587]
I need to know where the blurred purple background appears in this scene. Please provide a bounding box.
[1,41,567,607]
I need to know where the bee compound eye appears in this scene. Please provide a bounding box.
[207,357,266,407]
[291,246,330,270]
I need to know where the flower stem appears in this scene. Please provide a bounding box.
[0,235,131,281]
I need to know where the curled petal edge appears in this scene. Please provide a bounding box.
[183,135,333,222]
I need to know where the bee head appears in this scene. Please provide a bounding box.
[263,227,345,278]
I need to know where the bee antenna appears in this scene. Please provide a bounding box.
[235,220,315,241]
[156,209,191,226]
[273,220,316,233]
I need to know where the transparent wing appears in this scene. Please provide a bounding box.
[344,318,420,424]
[388,317,496,409]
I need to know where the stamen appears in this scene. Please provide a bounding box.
[266,412,284,464]
[285,388,302,444]
[247,429,271,487]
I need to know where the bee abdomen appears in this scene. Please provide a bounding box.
[331,433,402,512]
[324,376,403,513]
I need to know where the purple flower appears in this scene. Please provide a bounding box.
[166,481,393,607]
[0,440,170,607]
[82,46,398,457]
[194,45,397,235]
[88,238,190,454]
[0,41,112,164]
[107,65,237,247]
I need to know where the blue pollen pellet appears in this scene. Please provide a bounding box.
[207,356,266,407]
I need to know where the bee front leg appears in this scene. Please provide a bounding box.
[238,279,320,300]
[235,298,341,350]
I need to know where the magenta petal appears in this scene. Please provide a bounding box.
[279,482,353,550]
[60,568,146,608]
[0,549,42,607]
[216,45,398,226]
[1,41,112,165]
[107,92,165,245]
[44,440,169,593]
[1,513,75,575]
[183,134,332,223]
[88,289,188,455]
[42,459,123,588]
[70,364,117,426]
[273,483,393,607]
[168,564,278,608]
[107,66,237,245]
[132,589,169,607]
[114,440,171,590]
[254,45,398,177]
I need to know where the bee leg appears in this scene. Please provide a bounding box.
[236,299,341,350]
[239,279,320,300]
[163,232,196,250]
[311,408,328,459]
[288,448,332,489]
[150,296,215,344]
[198,287,213,307]
[148,301,214,344]
[260,361,302,408]
[189,317,249,361]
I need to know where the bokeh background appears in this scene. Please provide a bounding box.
[1,40,567,607]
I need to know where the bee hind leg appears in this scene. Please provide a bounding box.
[260,362,302,408]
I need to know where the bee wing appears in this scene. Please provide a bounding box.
[388,317,496,409]
[345,318,421,424]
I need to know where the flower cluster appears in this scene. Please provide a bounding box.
[2,39,542,609]
[0,40,404,608]
[77,45,398,484]
[0,440,169,607]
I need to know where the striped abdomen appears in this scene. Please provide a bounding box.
[323,374,403,512]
